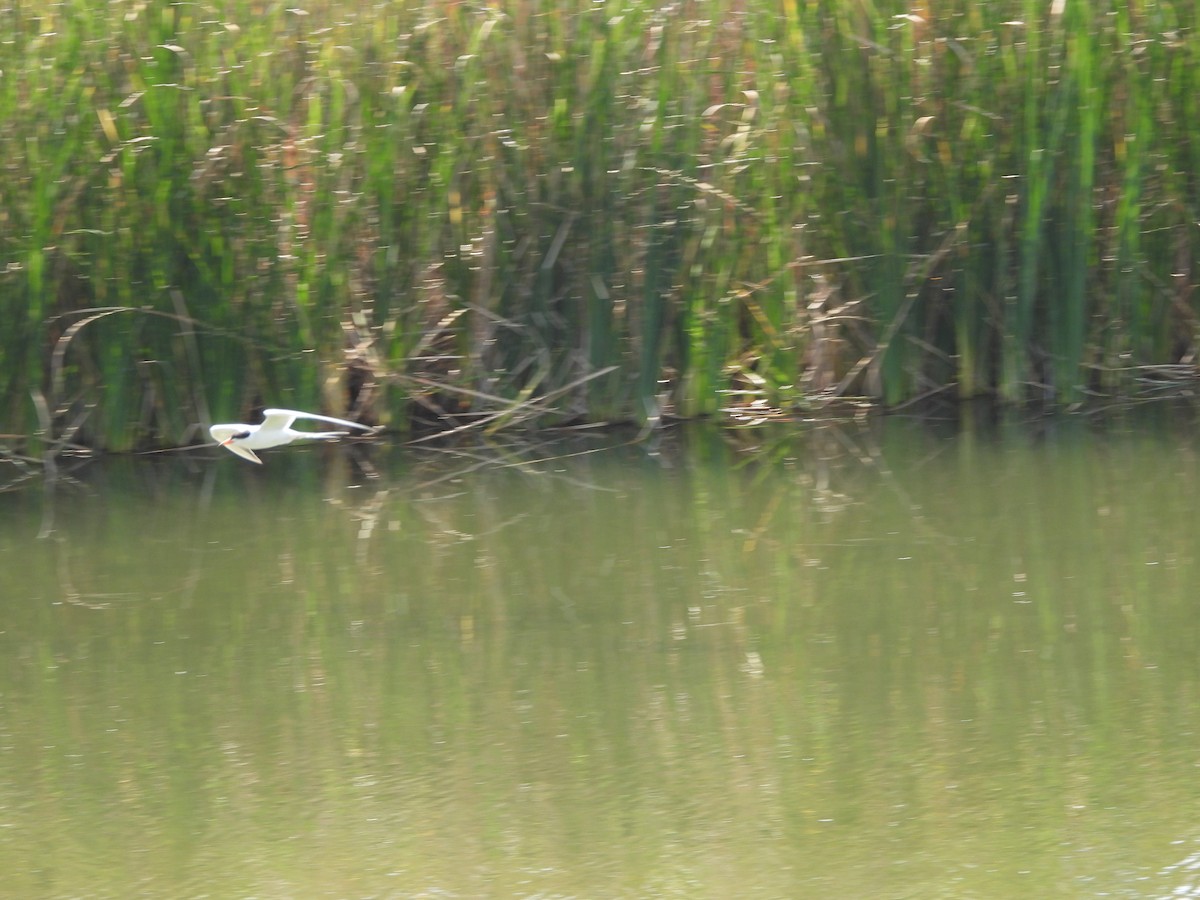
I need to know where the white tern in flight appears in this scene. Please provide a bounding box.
[210,407,373,464]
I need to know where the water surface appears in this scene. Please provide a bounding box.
[3,417,1200,897]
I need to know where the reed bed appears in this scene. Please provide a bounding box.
[0,0,1197,451]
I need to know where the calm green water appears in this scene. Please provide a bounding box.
[3,418,1200,898]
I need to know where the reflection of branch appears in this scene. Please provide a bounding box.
[0,449,42,494]
[37,475,55,541]
[46,463,218,607]
[349,438,630,566]
[30,455,92,540]
[824,417,961,549]
[409,495,528,549]
[51,530,209,611]
[29,391,96,539]
[169,463,221,607]
[54,535,128,609]
[353,488,390,569]
[405,438,633,503]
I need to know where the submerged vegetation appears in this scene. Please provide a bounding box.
[1,0,1199,451]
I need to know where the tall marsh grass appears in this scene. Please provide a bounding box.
[1,0,1198,450]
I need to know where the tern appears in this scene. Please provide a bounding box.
[209,407,372,464]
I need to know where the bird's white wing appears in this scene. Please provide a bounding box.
[224,442,264,464]
[261,408,371,432]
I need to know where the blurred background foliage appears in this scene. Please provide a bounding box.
[1,0,1198,450]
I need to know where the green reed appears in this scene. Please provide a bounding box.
[1,0,1199,452]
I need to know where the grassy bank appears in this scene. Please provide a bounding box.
[1,0,1198,451]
